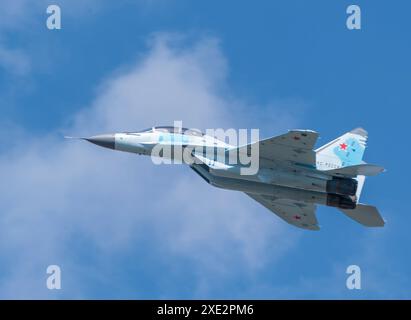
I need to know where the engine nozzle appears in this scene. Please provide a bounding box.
[326,177,358,196]
[326,193,357,209]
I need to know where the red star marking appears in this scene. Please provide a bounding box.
[293,136,300,140]
[339,143,347,150]
[294,215,301,220]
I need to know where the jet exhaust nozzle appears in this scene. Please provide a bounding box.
[326,193,357,209]
[326,177,358,196]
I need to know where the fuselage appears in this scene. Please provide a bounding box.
[84,126,357,210]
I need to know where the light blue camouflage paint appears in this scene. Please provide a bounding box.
[333,138,365,167]
[159,133,189,145]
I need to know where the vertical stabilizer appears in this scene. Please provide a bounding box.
[316,128,368,170]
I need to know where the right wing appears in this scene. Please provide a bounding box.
[246,193,320,230]
[234,130,319,167]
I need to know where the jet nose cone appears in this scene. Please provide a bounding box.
[86,134,115,150]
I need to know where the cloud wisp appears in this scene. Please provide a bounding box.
[0,35,302,298]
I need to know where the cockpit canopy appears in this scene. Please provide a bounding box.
[131,126,204,137]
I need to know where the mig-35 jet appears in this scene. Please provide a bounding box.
[67,126,385,230]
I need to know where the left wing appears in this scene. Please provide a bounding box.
[235,130,319,167]
[246,193,320,230]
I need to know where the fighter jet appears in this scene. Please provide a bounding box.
[67,126,385,230]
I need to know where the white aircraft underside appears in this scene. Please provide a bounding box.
[70,126,385,230]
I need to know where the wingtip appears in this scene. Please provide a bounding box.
[289,129,318,134]
[372,165,386,175]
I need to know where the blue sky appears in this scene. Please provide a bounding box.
[0,0,410,299]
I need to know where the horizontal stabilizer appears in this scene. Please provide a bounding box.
[340,204,385,227]
[323,164,385,178]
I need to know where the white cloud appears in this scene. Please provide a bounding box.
[0,34,302,298]
[0,46,31,75]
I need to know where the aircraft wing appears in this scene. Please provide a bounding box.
[246,193,320,230]
[236,130,319,167]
